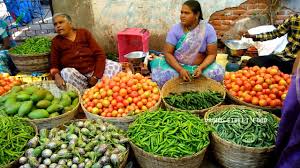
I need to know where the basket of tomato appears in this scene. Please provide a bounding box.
[0,73,22,96]
[81,72,161,130]
[224,66,291,113]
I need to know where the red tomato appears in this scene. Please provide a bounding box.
[251,97,259,105]
[244,95,252,103]
[259,99,267,107]
[119,88,127,97]
[269,94,277,100]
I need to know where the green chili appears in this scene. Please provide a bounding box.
[127,110,210,158]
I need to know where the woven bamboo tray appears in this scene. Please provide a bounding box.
[5,119,38,168]
[8,50,50,73]
[161,76,226,117]
[204,105,279,168]
[61,119,129,168]
[82,95,161,130]
[21,81,80,129]
[226,89,281,113]
[130,141,207,168]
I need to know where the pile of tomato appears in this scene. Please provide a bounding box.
[0,73,22,96]
[82,72,160,117]
[224,66,291,108]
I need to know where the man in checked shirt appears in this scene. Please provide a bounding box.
[244,14,300,74]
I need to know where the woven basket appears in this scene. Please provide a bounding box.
[61,119,129,168]
[21,81,80,129]
[130,141,207,168]
[8,50,50,73]
[204,105,279,168]
[5,119,38,168]
[82,95,161,130]
[226,89,281,113]
[161,76,226,117]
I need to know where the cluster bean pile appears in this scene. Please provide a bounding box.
[0,117,36,167]
[9,36,51,55]
[164,90,223,110]
[128,110,210,158]
[207,108,279,147]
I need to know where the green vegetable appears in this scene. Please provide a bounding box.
[47,104,64,114]
[28,109,49,119]
[164,90,223,110]
[127,110,210,158]
[5,102,21,115]
[0,117,35,167]
[36,100,51,109]
[207,107,279,147]
[18,101,33,117]
[9,36,51,55]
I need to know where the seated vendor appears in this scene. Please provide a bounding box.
[0,19,16,49]
[50,13,122,91]
[150,0,225,87]
[244,14,300,74]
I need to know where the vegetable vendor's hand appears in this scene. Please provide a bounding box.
[54,74,66,90]
[179,69,191,82]
[241,32,257,41]
[88,76,98,87]
[193,66,203,78]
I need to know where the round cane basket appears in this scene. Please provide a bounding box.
[8,50,50,73]
[82,94,161,130]
[161,76,226,117]
[204,105,279,168]
[4,119,38,168]
[20,81,81,129]
[226,89,281,114]
[130,141,207,168]
[61,119,129,168]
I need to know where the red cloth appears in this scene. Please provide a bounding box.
[50,28,106,79]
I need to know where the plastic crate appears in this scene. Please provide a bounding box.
[117,28,150,62]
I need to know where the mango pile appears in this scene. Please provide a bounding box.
[0,86,78,119]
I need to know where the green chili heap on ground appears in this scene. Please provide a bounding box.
[207,108,279,148]
[164,90,223,110]
[0,117,35,166]
[128,110,210,158]
[9,36,51,55]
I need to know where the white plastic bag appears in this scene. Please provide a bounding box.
[245,25,288,56]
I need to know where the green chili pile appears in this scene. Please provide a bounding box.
[9,36,51,55]
[0,117,35,166]
[164,90,223,110]
[207,108,279,147]
[128,110,210,158]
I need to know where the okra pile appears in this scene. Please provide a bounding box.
[19,119,128,168]
[128,110,210,158]
[164,90,224,110]
[9,36,51,55]
[0,117,36,167]
[206,107,279,147]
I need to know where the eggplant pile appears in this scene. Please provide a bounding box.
[19,119,128,168]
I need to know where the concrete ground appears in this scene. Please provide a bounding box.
[0,1,55,41]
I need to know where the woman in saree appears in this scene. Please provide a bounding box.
[150,0,225,87]
[275,51,300,167]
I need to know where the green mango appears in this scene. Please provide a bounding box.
[16,94,31,101]
[28,109,49,119]
[5,102,21,115]
[47,104,63,114]
[18,101,33,117]
[30,90,47,102]
[44,93,54,101]
[36,100,51,109]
